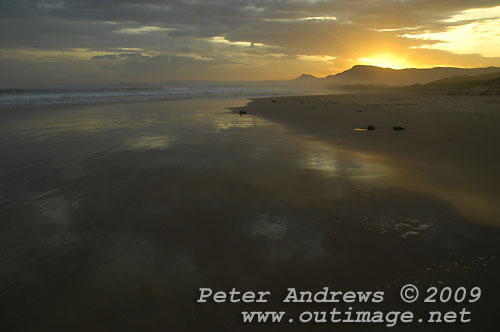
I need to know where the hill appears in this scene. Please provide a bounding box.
[291,65,500,88]
[410,71,500,95]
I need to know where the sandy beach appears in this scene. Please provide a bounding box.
[0,95,498,331]
[241,91,500,227]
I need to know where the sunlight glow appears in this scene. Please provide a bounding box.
[298,54,336,63]
[357,55,411,69]
[263,15,337,22]
[401,6,500,57]
[301,16,337,21]
[209,36,265,47]
[116,26,176,34]
[443,5,500,22]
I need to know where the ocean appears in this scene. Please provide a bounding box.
[0,82,324,106]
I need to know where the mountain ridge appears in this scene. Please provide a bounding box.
[292,65,500,86]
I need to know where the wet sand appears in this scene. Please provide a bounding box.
[0,97,499,331]
[241,92,500,226]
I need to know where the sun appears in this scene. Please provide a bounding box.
[356,54,411,69]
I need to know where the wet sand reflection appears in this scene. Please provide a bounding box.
[0,99,498,331]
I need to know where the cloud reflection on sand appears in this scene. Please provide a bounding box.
[299,139,386,184]
[245,213,327,260]
[124,134,172,150]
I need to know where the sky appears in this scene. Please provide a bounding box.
[1,0,500,87]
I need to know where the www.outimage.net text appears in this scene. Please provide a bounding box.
[197,286,481,327]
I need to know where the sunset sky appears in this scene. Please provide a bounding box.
[1,0,500,87]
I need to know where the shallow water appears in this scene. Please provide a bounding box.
[0,99,499,331]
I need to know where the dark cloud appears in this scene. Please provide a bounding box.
[92,54,117,60]
[93,52,175,63]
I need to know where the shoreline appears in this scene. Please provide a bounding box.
[241,91,500,226]
[0,86,331,112]
[0,95,256,112]
[3,92,498,227]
